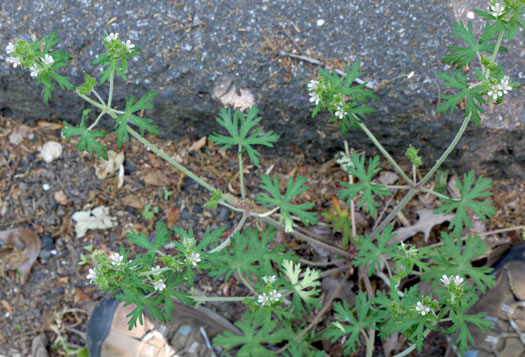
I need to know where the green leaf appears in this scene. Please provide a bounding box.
[114,92,160,146]
[423,232,495,293]
[323,292,378,355]
[436,70,486,126]
[353,224,398,276]
[76,72,97,95]
[446,309,493,355]
[434,170,496,236]
[337,153,392,216]
[442,21,497,68]
[209,105,279,166]
[213,309,288,356]
[256,175,318,232]
[30,32,73,103]
[127,221,171,266]
[316,61,377,135]
[282,260,321,315]
[210,226,295,281]
[62,109,109,160]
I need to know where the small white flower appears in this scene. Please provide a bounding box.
[453,275,464,286]
[309,92,320,105]
[263,276,276,284]
[124,40,135,52]
[29,64,40,78]
[257,294,269,306]
[307,80,319,91]
[487,84,502,100]
[6,43,15,54]
[186,252,201,266]
[440,275,452,286]
[151,265,162,275]
[268,290,282,303]
[42,54,54,66]
[499,75,512,94]
[87,268,97,284]
[153,279,166,292]
[109,253,123,266]
[488,2,505,17]
[415,301,431,316]
[335,106,347,120]
[106,33,119,42]
[7,56,21,68]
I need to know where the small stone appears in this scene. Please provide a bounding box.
[40,235,55,250]
[316,19,325,27]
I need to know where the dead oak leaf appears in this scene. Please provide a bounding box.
[392,208,455,243]
[0,228,41,283]
[144,169,172,186]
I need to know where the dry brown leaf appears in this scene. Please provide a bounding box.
[121,195,144,210]
[54,190,68,205]
[188,136,207,152]
[37,120,63,130]
[392,208,455,243]
[166,206,180,228]
[31,334,48,357]
[1,299,13,314]
[95,150,124,179]
[74,288,92,303]
[376,170,399,186]
[322,277,356,305]
[448,176,461,199]
[144,169,172,186]
[0,228,41,283]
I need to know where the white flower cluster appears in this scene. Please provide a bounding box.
[488,1,505,17]
[153,279,166,292]
[87,268,98,284]
[440,274,464,287]
[487,75,512,100]
[105,32,135,53]
[262,275,276,284]
[257,290,282,306]
[6,42,55,79]
[415,301,431,316]
[185,251,201,267]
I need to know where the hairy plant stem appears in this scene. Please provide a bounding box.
[375,112,472,236]
[393,328,431,357]
[358,120,413,185]
[238,146,246,199]
[237,267,257,295]
[192,296,246,303]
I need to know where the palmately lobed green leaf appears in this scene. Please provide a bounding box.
[209,105,279,167]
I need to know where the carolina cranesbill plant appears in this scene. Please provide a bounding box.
[4,0,523,355]
[312,1,522,356]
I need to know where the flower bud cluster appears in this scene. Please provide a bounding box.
[486,75,512,101]
[5,41,55,79]
[256,275,283,307]
[103,32,136,61]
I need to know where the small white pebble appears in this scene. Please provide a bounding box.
[43,184,50,191]
[467,11,475,19]
[316,19,325,27]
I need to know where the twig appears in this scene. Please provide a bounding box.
[278,51,377,91]
[263,216,352,259]
[170,20,206,32]
[319,264,352,278]
[279,24,302,54]
[427,225,525,249]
